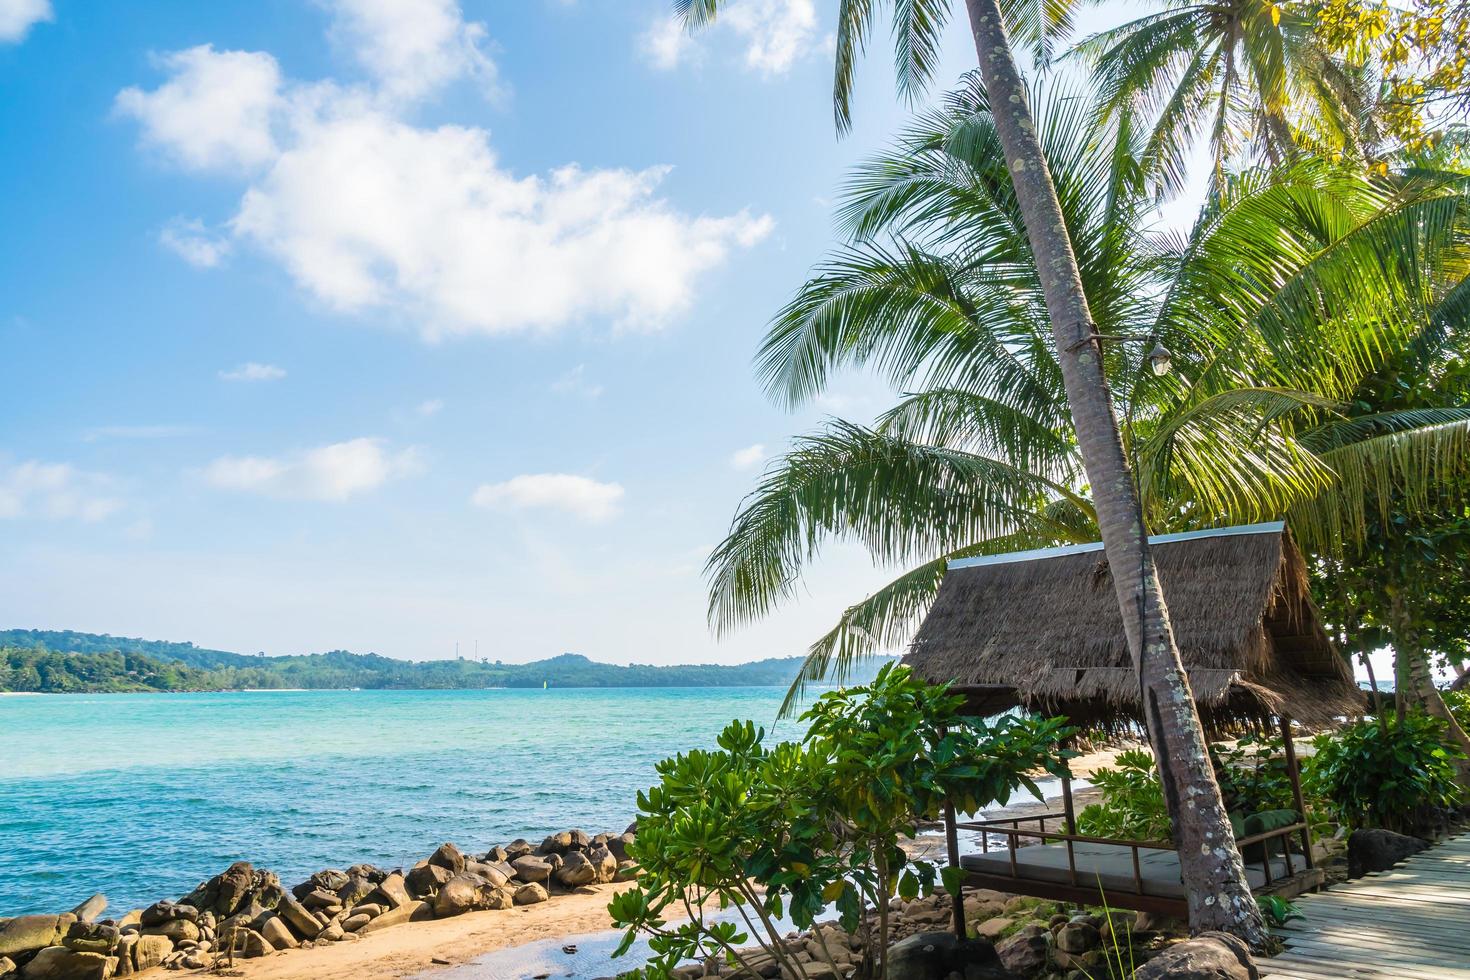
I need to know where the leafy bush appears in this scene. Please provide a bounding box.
[1446,688,1470,732]
[609,664,1074,980]
[1210,735,1300,815]
[1304,713,1465,834]
[1076,749,1173,843]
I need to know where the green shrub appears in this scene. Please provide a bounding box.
[608,664,1074,980]
[1303,713,1464,834]
[1076,748,1173,843]
[1446,688,1470,732]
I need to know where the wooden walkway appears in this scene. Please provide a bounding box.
[1260,832,1470,980]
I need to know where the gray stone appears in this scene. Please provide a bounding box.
[0,916,73,958]
[335,875,376,908]
[433,875,512,917]
[291,870,350,900]
[276,897,321,940]
[1347,828,1430,878]
[463,861,508,887]
[994,926,1048,976]
[503,839,534,860]
[346,864,387,884]
[428,843,466,874]
[513,883,548,906]
[373,872,412,909]
[131,935,172,971]
[138,902,193,928]
[1055,922,1100,955]
[973,918,1012,941]
[567,830,591,851]
[553,850,597,888]
[407,862,453,898]
[302,888,340,909]
[229,929,273,959]
[68,897,107,925]
[511,856,552,883]
[1133,932,1257,980]
[358,901,432,934]
[259,916,297,950]
[885,932,1018,980]
[586,845,618,883]
[539,832,574,855]
[183,861,260,917]
[62,922,119,955]
[606,833,635,862]
[19,947,113,980]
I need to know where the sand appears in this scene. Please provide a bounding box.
[137,884,631,980]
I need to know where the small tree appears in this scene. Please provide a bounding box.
[1305,713,1465,834]
[609,665,1073,979]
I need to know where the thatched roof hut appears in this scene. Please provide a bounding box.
[904,522,1361,732]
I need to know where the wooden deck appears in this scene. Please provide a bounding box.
[1260,832,1470,980]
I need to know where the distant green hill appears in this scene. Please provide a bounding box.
[0,629,897,693]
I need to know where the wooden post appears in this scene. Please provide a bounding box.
[1278,715,1314,870]
[943,799,965,939]
[1061,765,1077,835]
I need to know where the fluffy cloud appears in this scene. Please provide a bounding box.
[472,473,623,523]
[323,0,499,102]
[0,460,122,522]
[118,6,771,339]
[116,45,283,172]
[728,443,766,470]
[203,437,419,500]
[160,217,232,268]
[0,0,50,44]
[641,0,818,76]
[219,362,286,382]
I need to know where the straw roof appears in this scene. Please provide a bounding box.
[904,523,1361,733]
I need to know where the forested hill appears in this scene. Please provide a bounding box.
[0,629,897,693]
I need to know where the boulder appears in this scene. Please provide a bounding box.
[1347,828,1430,878]
[372,872,413,909]
[503,839,535,860]
[567,830,591,851]
[1055,921,1100,954]
[140,919,199,944]
[302,888,340,909]
[62,922,119,955]
[1133,932,1258,980]
[407,862,454,898]
[614,861,638,882]
[341,914,371,933]
[130,935,173,971]
[463,861,509,887]
[433,875,507,917]
[258,916,297,950]
[0,916,73,958]
[483,846,510,863]
[973,918,1012,941]
[183,861,259,917]
[335,875,376,908]
[349,904,383,920]
[226,929,273,959]
[539,832,574,855]
[587,845,618,883]
[554,851,597,888]
[275,897,321,940]
[346,864,387,884]
[513,883,549,906]
[291,870,349,900]
[358,901,432,934]
[606,833,636,862]
[994,925,1048,976]
[0,956,15,979]
[511,856,553,883]
[18,947,113,980]
[68,897,107,926]
[543,852,564,871]
[885,931,1018,980]
[114,911,140,932]
[428,843,466,874]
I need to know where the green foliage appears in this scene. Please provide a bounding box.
[1446,688,1470,731]
[1304,713,1465,833]
[1256,894,1304,928]
[609,665,1073,980]
[1076,749,1173,843]
[1210,735,1300,815]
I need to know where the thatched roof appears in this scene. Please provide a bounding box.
[904,522,1361,733]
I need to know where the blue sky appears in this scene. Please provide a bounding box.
[0,0,1158,665]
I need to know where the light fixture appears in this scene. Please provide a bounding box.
[1148,342,1173,376]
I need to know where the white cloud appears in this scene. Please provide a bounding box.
[416,398,444,416]
[219,362,286,382]
[116,45,283,173]
[640,16,692,71]
[160,217,232,268]
[0,0,50,44]
[202,437,419,501]
[119,33,771,339]
[471,473,623,523]
[641,0,818,76]
[551,364,603,399]
[728,443,766,470]
[323,0,499,103]
[0,460,122,522]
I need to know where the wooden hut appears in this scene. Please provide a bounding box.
[903,522,1361,924]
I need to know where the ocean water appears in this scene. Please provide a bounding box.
[0,687,798,916]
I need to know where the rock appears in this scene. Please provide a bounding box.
[463,861,509,887]
[358,901,432,934]
[183,862,259,917]
[587,845,618,883]
[513,883,549,906]
[1347,828,1430,878]
[433,874,507,917]
[341,914,371,933]
[318,922,345,943]
[275,897,321,940]
[259,916,297,950]
[346,864,387,884]
[0,956,15,979]
[302,888,340,909]
[973,918,1012,941]
[885,932,1017,980]
[407,862,454,898]
[130,935,172,971]
[428,843,466,874]
[994,926,1048,976]
[483,846,510,863]
[372,872,413,909]
[68,897,107,926]
[511,856,553,883]
[606,833,636,862]
[18,947,113,980]
[62,922,119,955]
[543,852,564,871]
[554,850,597,888]
[539,832,574,855]
[140,919,199,944]
[1055,922,1100,955]
[227,929,273,959]
[614,861,638,882]
[503,839,535,860]
[0,916,74,958]
[567,830,591,850]
[292,870,350,900]
[350,904,383,920]
[1134,932,1257,980]
[335,875,376,908]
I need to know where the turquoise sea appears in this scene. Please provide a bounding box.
[0,687,797,917]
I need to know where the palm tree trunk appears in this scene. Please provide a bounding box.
[961,0,1267,947]
[1389,591,1470,783]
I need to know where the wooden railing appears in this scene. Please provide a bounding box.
[952,812,1312,895]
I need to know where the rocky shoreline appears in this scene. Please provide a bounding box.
[0,828,637,980]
